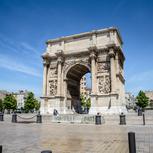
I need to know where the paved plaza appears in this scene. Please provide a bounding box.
[0,113,153,153]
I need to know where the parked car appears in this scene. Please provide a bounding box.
[14,109,22,113]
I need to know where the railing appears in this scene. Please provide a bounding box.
[12,113,42,123]
[16,114,37,123]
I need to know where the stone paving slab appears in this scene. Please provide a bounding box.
[0,115,128,153]
[0,113,153,153]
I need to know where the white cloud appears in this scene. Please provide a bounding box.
[21,42,40,56]
[126,85,143,95]
[0,34,19,53]
[0,81,42,96]
[0,54,41,77]
[127,70,153,83]
[0,33,40,58]
[126,70,153,95]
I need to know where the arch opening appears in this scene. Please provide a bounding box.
[66,64,91,113]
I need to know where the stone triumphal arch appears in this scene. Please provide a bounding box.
[40,27,126,114]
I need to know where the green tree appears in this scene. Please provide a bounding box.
[80,94,91,113]
[0,99,3,112]
[3,94,17,113]
[24,92,35,112]
[34,100,40,111]
[136,90,149,109]
[24,92,38,112]
[80,94,86,108]
[86,98,91,109]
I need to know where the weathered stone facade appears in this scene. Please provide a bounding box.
[40,27,126,114]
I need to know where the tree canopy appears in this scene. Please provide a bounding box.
[136,90,149,109]
[24,92,40,112]
[0,99,3,112]
[3,94,17,112]
[80,94,91,111]
[35,100,40,111]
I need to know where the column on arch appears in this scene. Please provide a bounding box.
[43,60,49,96]
[63,78,68,113]
[56,50,64,97]
[109,48,116,93]
[57,57,62,96]
[89,46,97,95]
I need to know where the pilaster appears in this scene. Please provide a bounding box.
[89,46,97,95]
[56,50,64,97]
[108,47,116,93]
[63,78,68,114]
[43,60,49,96]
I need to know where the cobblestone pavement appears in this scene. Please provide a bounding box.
[0,113,153,153]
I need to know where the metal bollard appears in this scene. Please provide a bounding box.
[0,113,4,121]
[36,112,42,123]
[0,145,2,153]
[12,113,17,123]
[120,112,126,125]
[41,150,52,153]
[143,113,145,125]
[138,109,142,116]
[128,132,136,153]
[95,113,101,125]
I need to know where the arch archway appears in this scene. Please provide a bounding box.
[41,28,126,115]
[66,64,90,113]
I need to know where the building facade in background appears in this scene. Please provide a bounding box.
[125,92,136,108]
[12,90,29,109]
[80,75,91,99]
[0,90,29,110]
[80,76,87,95]
[0,90,10,100]
[145,91,153,107]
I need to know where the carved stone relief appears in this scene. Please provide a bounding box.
[97,51,108,62]
[49,68,57,78]
[105,75,111,93]
[63,57,90,73]
[118,60,123,75]
[98,75,110,94]
[119,65,123,75]
[49,61,57,68]
[97,62,110,73]
[49,80,57,96]
[119,63,123,75]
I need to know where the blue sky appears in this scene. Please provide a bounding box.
[0,0,153,96]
